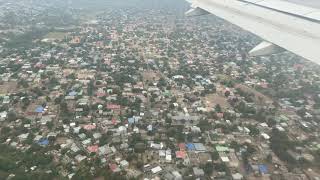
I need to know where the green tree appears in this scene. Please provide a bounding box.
[215,104,222,113]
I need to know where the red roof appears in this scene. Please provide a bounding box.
[83,124,96,130]
[178,143,186,151]
[87,145,99,153]
[294,64,304,70]
[96,92,106,97]
[112,118,118,125]
[217,112,224,118]
[109,163,118,172]
[176,151,187,159]
[106,104,121,110]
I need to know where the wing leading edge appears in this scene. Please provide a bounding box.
[187,0,320,65]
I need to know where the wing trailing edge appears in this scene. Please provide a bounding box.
[185,0,320,64]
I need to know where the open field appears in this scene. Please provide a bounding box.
[235,84,273,105]
[44,32,67,40]
[142,71,161,82]
[0,82,18,94]
[203,93,230,111]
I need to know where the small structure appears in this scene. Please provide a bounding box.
[193,167,205,177]
[176,151,187,159]
[87,145,99,153]
[259,164,268,174]
[109,164,121,173]
[151,166,162,174]
[232,173,243,180]
[35,106,44,113]
[120,160,129,169]
[37,139,49,146]
[186,143,195,151]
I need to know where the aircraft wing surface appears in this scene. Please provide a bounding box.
[186,0,320,64]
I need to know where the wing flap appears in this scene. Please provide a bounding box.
[193,0,320,64]
[242,0,320,22]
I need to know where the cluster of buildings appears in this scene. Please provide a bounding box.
[0,0,320,180]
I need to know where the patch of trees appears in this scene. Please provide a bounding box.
[270,129,296,164]
[236,88,255,103]
[167,126,185,142]
[242,143,256,166]
[87,80,95,96]
[0,144,55,178]
[235,101,256,116]
[6,28,50,49]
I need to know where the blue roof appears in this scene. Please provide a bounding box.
[128,118,134,124]
[259,164,268,174]
[186,143,195,151]
[38,139,49,146]
[35,106,44,113]
[68,91,77,96]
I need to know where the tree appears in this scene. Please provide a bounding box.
[7,111,17,122]
[215,104,222,113]
[198,119,211,131]
[248,125,260,136]
[157,77,167,88]
[87,80,94,96]
[46,121,54,130]
[202,162,214,175]
[225,90,231,97]
[72,161,93,180]
[21,97,31,110]
[60,102,72,118]
[270,129,295,163]
[211,151,220,161]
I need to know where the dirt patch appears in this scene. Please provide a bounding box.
[203,93,230,111]
[235,84,273,105]
[142,71,161,82]
[55,137,69,145]
[0,82,18,94]
[44,32,67,40]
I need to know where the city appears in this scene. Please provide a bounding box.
[0,0,319,180]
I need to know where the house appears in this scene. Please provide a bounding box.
[261,133,270,140]
[75,154,86,163]
[70,143,80,152]
[151,166,162,174]
[83,124,96,130]
[87,145,99,153]
[193,167,205,177]
[0,111,7,121]
[232,173,243,180]
[176,151,187,159]
[216,146,229,152]
[172,171,183,180]
[193,143,206,152]
[35,106,45,113]
[151,142,163,150]
[186,143,195,151]
[120,160,129,169]
[106,104,121,110]
[258,164,268,175]
[37,139,49,146]
[109,164,121,173]
[18,133,29,141]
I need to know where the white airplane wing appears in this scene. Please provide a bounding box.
[186,0,320,65]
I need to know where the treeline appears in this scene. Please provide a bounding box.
[0,144,57,180]
[5,28,51,49]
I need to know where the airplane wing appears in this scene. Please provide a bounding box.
[186,0,320,65]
